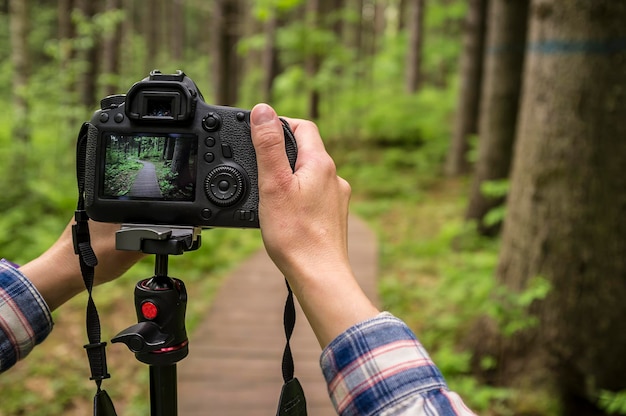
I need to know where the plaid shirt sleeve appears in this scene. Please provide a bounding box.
[0,260,54,373]
[320,312,475,416]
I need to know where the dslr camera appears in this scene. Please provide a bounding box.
[82,70,297,228]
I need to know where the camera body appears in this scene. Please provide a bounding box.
[83,70,297,228]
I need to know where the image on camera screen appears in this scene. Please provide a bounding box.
[102,133,197,201]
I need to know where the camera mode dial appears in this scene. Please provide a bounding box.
[204,166,245,207]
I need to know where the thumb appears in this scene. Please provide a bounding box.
[250,103,292,184]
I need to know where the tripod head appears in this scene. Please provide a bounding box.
[111,225,201,366]
[115,224,202,255]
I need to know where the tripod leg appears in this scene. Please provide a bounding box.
[150,365,178,416]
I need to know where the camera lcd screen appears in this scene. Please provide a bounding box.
[102,133,197,201]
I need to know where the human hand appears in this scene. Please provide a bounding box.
[249,103,352,286]
[20,219,144,310]
[249,103,378,347]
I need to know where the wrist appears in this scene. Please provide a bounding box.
[287,262,379,348]
[20,237,84,311]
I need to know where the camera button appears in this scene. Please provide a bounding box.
[205,136,216,147]
[114,113,125,123]
[221,144,233,158]
[204,152,215,163]
[99,113,109,123]
[236,210,256,222]
[203,112,221,131]
[201,209,212,219]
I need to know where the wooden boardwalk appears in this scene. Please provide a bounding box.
[177,216,379,416]
[129,160,162,198]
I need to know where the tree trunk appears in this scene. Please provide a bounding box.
[77,0,100,108]
[445,0,488,176]
[212,0,241,106]
[169,0,185,61]
[171,139,193,188]
[261,7,279,103]
[101,0,123,96]
[476,1,626,413]
[465,0,529,235]
[142,0,160,70]
[57,0,75,71]
[9,0,30,144]
[305,0,321,120]
[405,0,425,93]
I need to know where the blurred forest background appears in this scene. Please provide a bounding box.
[0,0,625,415]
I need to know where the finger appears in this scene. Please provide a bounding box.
[279,117,328,170]
[250,103,293,185]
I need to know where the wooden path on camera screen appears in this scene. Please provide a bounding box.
[128,160,163,198]
[177,215,379,416]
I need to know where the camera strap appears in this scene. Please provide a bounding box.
[276,279,307,415]
[73,123,118,416]
[72,121,304,415]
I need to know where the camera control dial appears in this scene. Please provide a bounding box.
[204,166,245,207]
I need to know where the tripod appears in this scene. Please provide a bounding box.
[111,225,201,416]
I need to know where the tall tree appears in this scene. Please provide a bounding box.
[9,0,30,144]
[212,0,242,105]
[465,0,529,235]
[305,0,322,119]
[76,0,100,108]
[57,0,75,71]
[445,0,488,176]
[260,5,280,103]
[101,0,123,96]
[473,1,626,413]
[405,0,425,93]
[169,0,186,60]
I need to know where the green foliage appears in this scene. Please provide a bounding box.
[488,276,551,337]
[104,151,142,196]
[599,390,626,414]
[253,0,304,21]
[370,198,513,412]
[480,179,510,227]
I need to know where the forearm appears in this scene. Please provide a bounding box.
[287,263,379,348]
[20,220,143,311]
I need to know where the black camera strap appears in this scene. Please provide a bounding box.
[73,123,118,416]
[72,121,305,415]
[276,279,307,415]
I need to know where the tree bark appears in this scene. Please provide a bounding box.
[101,0,123,96]
[445,0,488,176]
[57,0,75,71]
[305,0,322,120]
[212,0,241,105]
[169,0,186,61]
[9,0,30,144]
[261,7,279,103]
[405,0,425,93]
[465,0,529,235]
[476,1,626,413]
[76,0,100,108]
